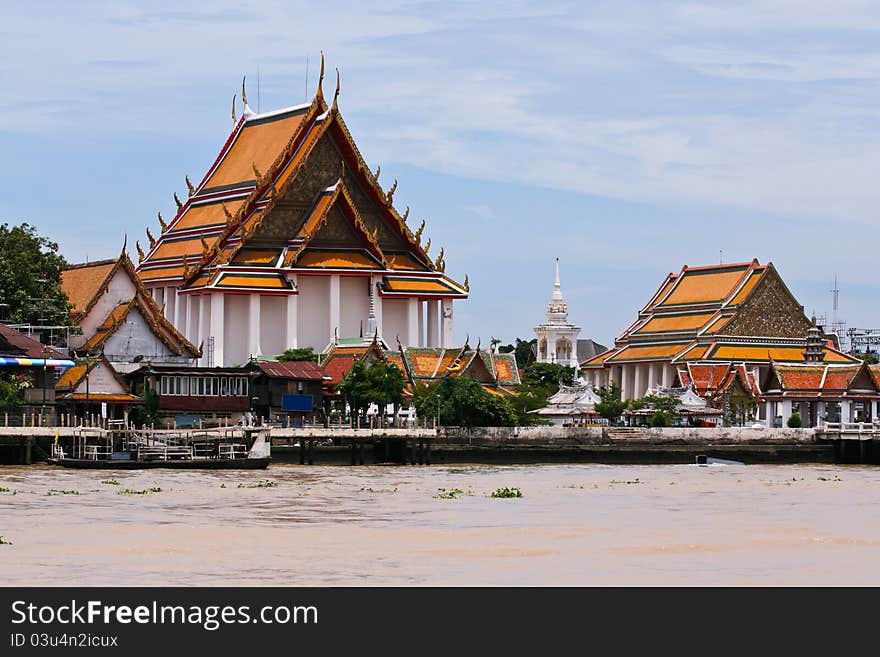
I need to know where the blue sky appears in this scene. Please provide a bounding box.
[2,1,878,348]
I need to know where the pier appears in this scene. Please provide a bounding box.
[815,422,880,464]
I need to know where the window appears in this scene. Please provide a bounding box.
[220,377,229,396]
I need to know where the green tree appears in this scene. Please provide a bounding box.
[0,223,72,328]
[498,338,537,369]
[278,347,318,362]
[594,382,627,424]
[337,361,407,424]
[413,377,517,427]
[787,412,803,428]
[0,373,32,411]
[521,362,575,389]
[855,352,879,365]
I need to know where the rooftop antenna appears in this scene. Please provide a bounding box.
[305,55,309,102]
[831,274,839,329]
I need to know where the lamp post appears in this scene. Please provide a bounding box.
[435,393,441,429]
[41,346,49,426]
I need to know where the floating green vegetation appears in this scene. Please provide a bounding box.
[0,487,9,493]
[562,484,586,489]
[818,476,843,482]
[237,480,277,489]
[435,487,465,499]
[491,487,523,499]
[361,487,399,494]
[118,487,162,495]
[0,535,12,546]
[47,489,79,496]
[609,478,641,485]
[100,479,120,486]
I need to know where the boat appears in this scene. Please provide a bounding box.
[47,426,271,469]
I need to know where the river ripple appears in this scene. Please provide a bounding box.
[1,463,878,586]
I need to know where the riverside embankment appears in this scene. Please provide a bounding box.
[1,425,861,465]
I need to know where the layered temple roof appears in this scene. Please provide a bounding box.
[582,259,861,369]
[136,61,467,301]
[319,336,520,395]
[762,361,880,399]
[61,250,201,359]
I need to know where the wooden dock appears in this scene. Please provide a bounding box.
[271,428,438,466]
[815,422,880,464]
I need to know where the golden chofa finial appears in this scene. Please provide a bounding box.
[200,235,210,257]
[242,76,248,106]
[185,175,195,197]
[146,227,156,249]
[173,192,183,211]
[316,51,325,101]
[231,94,237,123]
[252,163,262,183]
[435,247,444,269]
[401,207,409,223]
[424,238,431,255]
[136,240,145,263]
[414,220,425,242]
[332,67,340,110]
[222,204,234,225]
[374,165,380,180]
[157,211,167,233]
[386,179,398,204]
[464,274,469,291]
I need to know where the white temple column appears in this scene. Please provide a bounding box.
[634,364,644,400]
[198,295,210,366]
[248,294,262,358]
[164,287,175,322]
[840,399,852,423]
[174,294,189,337]
[662,364,671,388]
[210,293,225,367]
[328,275,341,341]
[780,399,792,426]
[374,280,383,337]
[765,400,774,428]
[620,365,630,401]
[285,294,298,350]
[647,363,658,391]
[417,300,425,347]
[407,297,419,347]
[426,300,439,348]
[816,401,827,426]
[441,299,454,348]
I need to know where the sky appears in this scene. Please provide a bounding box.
[1,1,878,349]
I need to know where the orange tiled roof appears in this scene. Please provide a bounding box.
[230,248,281,266]
[61,259,118,320]
[634,312,716,334]
[214,273,291,290]
[658,263,753,307]
[606,342,692,363]
[296,251,379,269]
[63,393,141,403]
[706,344,858,364]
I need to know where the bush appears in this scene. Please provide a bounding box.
[650,411,672,427]
[787,412,802,428]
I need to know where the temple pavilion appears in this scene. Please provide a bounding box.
[581,259,866,426]
[136,58,468,367]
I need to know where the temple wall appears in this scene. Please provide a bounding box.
[297,276,330,351]
[102,308,178,362]
[260,295,287,356]
[79,268,137,340]
[340,276,370,339]
[73,363,125,395]
[223,295,250,366]
[381,298,407,346]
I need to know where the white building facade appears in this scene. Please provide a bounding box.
[534,258,581,369]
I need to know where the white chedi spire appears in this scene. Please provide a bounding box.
[547,257,568,323]
[534,257,581,368]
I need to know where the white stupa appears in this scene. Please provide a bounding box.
[534,258,582,368]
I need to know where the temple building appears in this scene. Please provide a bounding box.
[534,259,581,368]
[319,335,521,398]
[61,247,201,369]
[135,60,468,367]
[581,259,864,427]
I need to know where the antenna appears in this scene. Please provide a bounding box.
[305,55,309,102]
[832,274,839,329]
[719,249,723,264]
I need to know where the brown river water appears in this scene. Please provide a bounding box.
[1,463,879,586]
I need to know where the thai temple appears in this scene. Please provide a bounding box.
[533,259,605,368]
[135,58,468,367]
[581,259,879,427]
